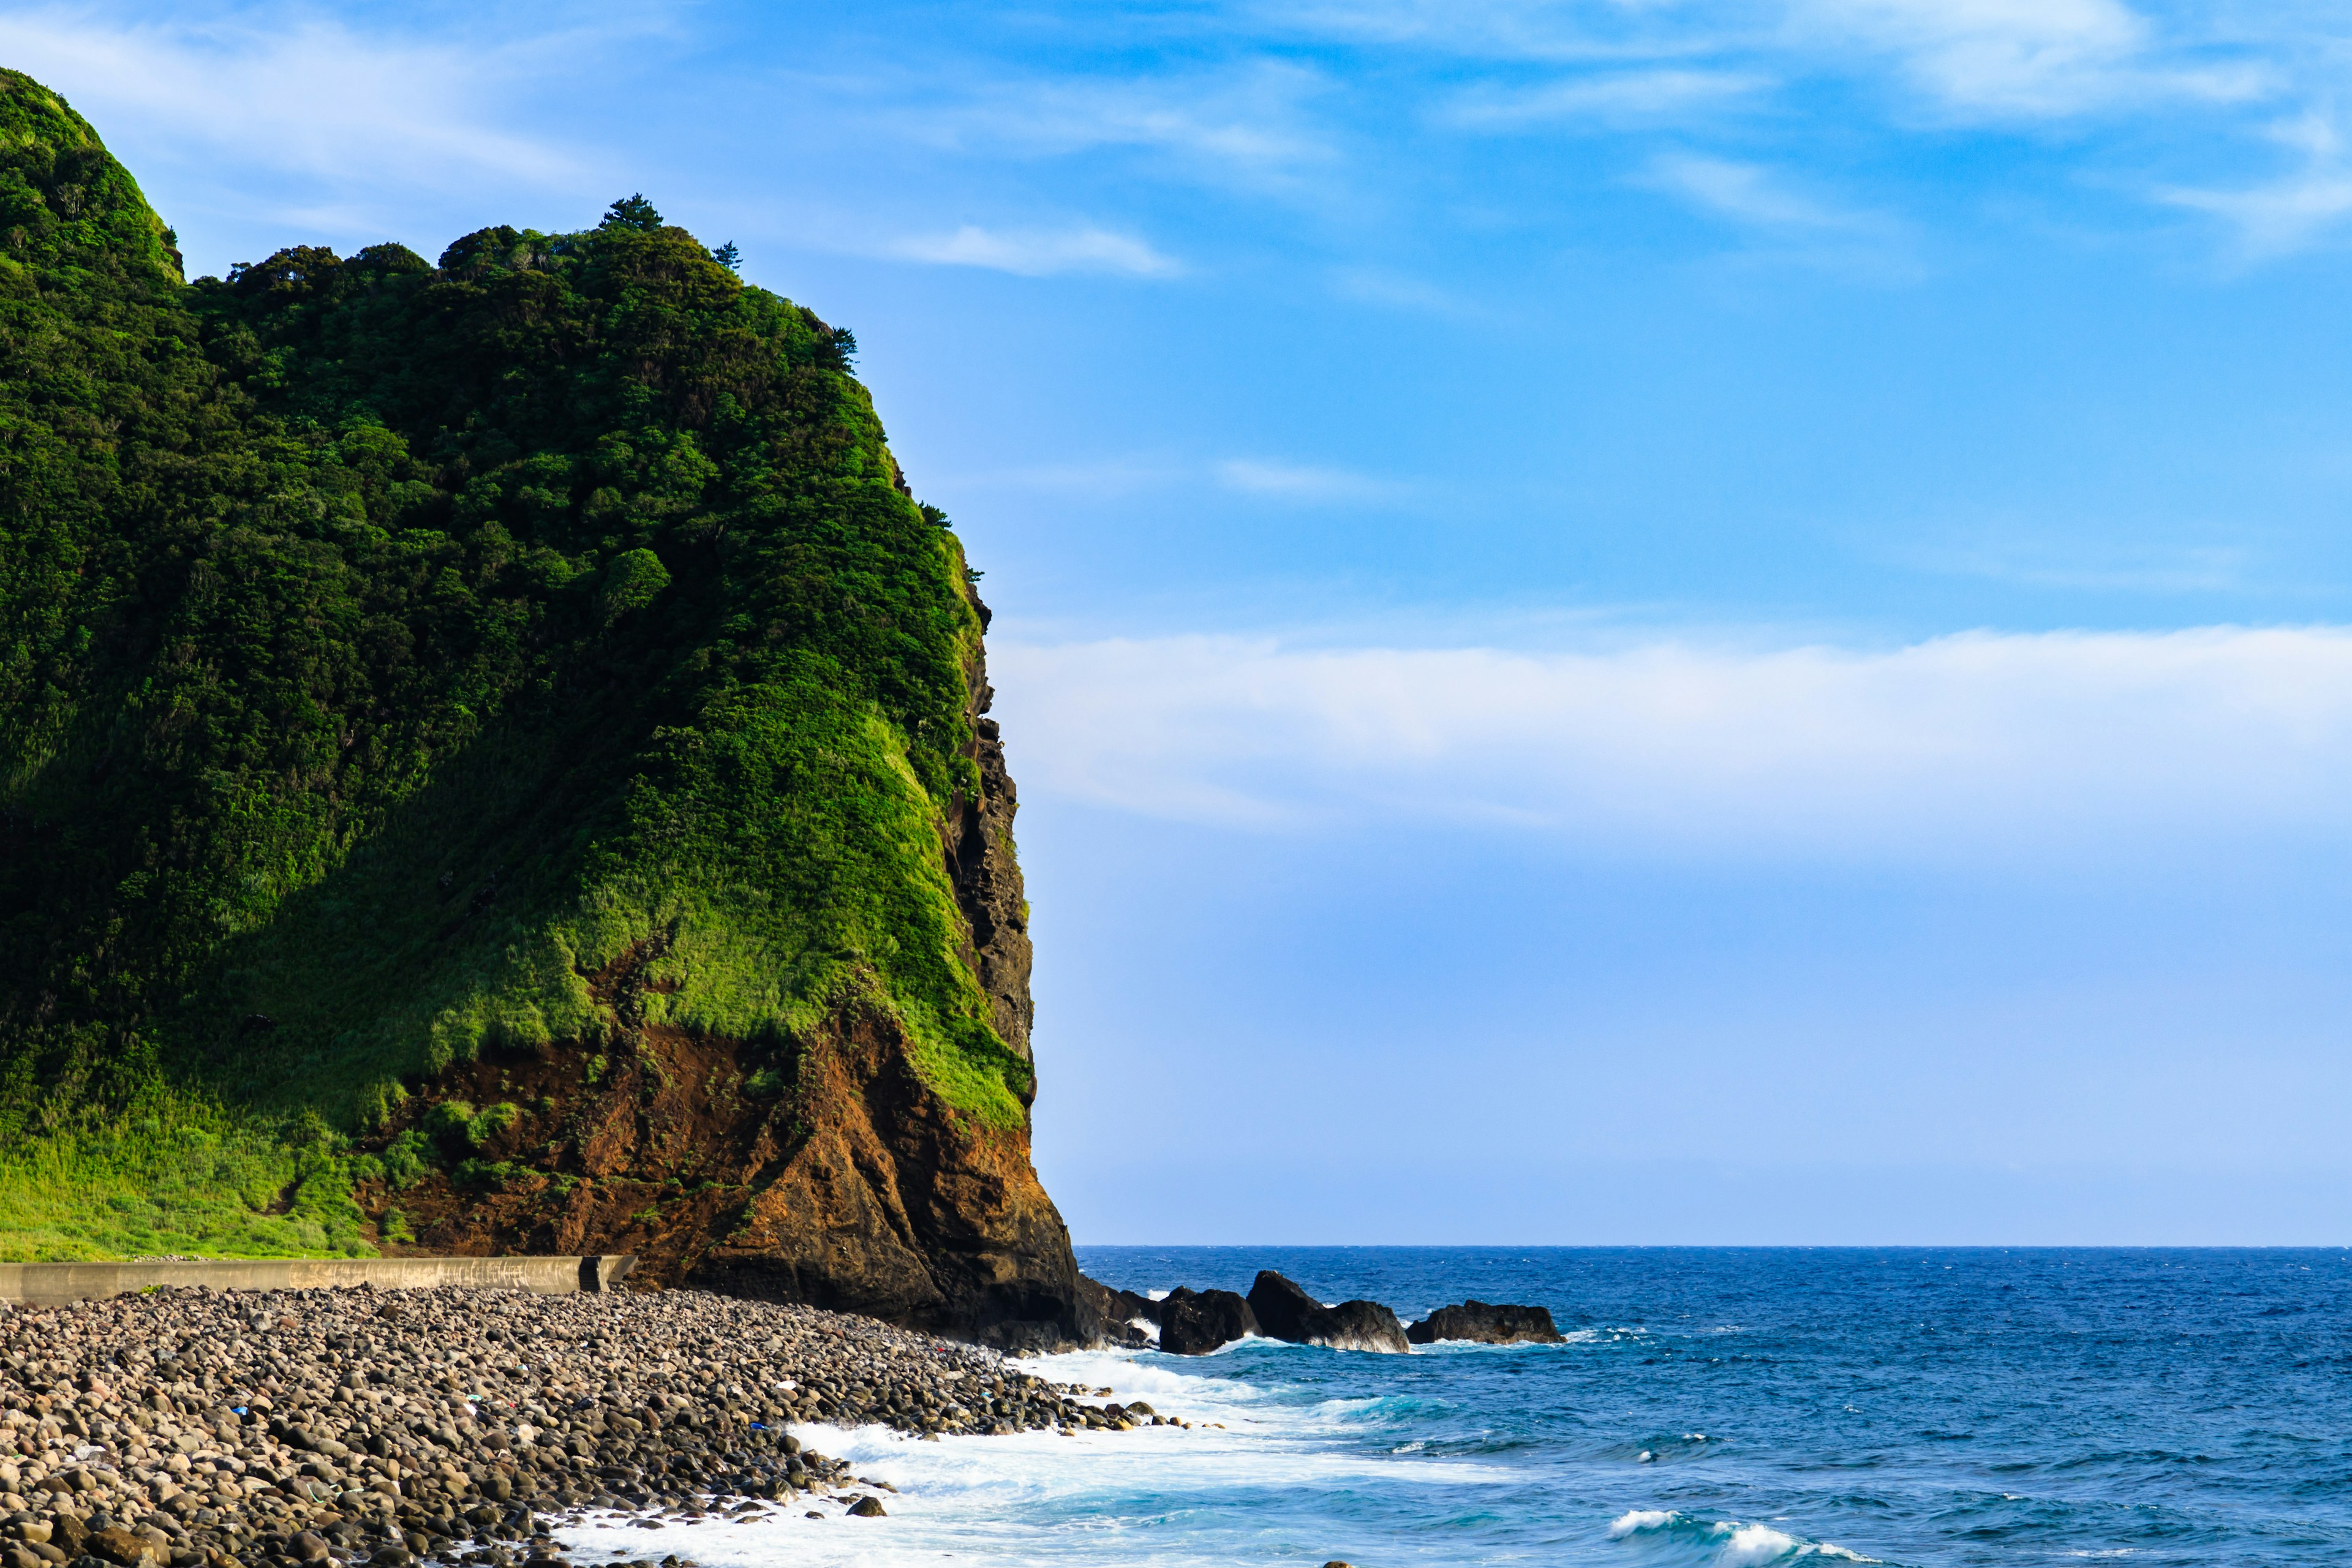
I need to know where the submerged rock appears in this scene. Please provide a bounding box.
[1246,1272,1410,1354]
[1404,1300,1566,1344]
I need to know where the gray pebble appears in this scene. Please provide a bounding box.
[0,1285,1150,1563]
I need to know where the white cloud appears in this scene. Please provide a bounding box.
[2163,112,2352,258]
[1791,0,2269,118]
[2169,173,2352,256]
[1215,458,1398,501]
[886,224,1183,278]
[1280,0,2269,122]
[894,61,1335,191]
[1446,69,1773,129]
[1794,0,2147,115]
[1644,153,1876,231]
[992,625,2352,861]
[0,10,585,189]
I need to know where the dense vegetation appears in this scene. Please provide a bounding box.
[0,70,1022,1258]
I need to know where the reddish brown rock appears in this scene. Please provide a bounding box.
[356,633,1090,1348]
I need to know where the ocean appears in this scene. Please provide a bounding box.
[557,1246,2352,1566]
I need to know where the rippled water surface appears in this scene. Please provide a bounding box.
[560,1248,2352,1567]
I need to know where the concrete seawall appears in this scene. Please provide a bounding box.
[0,1253,634,1306]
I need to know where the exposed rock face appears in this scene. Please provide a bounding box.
[1405,1301,1567,1345]
[370,1005,1087,1347]
[1157,1287,1258,1355]
[1246,1271,1411,1354]
[366,631,1092,1351]
[948,644,1036,1071]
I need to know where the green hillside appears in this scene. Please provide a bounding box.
[0,70,1026,1260]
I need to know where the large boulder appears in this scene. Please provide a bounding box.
[1076,1273,1156,1348]
[1157,1287,1258,1355]
[1405,1300,1566,1345]
[1246,1270,1411,1354]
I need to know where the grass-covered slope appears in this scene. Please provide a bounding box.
[0,70,1030,1261]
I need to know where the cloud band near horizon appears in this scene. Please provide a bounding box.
[991,624,2352,862]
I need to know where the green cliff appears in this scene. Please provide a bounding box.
[0,71,1079,1338]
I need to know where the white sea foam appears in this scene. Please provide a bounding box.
[1612,1508,1676,1536]
[1719,1523,1807,1567]
[556,1348,1509,1567]
[1606,1509,1877,1564]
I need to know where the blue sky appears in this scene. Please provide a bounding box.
[23,0,2352,1242]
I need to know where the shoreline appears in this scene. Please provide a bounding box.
[1,1287,1175,1568]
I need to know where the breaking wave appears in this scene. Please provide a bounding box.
[1608,1509,1879,1566]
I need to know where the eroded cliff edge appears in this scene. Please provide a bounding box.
[360,637,1090,1349]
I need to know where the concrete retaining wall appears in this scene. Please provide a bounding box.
[0,1254,635,1307]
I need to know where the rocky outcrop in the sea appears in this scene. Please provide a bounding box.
[1077,1275,1158,1347]
[1156,1289,1257,1355]
[1246,1272,1410,1354]
[1405,1301,1566,1344]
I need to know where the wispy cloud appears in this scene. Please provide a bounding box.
[1256,0,1732,65]
[891,61,1336,192]
[2163,111,2352,258]
[1445,68,1773,129]
[1790,0,2271,119]
[994,625,2352,861]
[1329,265,1481,317]
[887,224,1183,277]
[1793,0,2147,116]
[1645,152,1874,231]
[0,10,590,188]
[1215,458,1400,502]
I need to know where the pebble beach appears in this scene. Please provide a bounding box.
[0,1287,1175,1568]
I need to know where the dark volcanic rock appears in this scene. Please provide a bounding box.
[1246,1271,1410,1354]
[1157,1287,1258,1355]
[1316,1300,1411,1354]
[1245,1270,1324,1341]
[1406,1300,1566,1345]
[1076,1274,1155,1346]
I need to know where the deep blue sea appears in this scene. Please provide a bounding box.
[560,1247,2352,1566]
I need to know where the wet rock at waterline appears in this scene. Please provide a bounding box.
[1074,1277,1156,1348]
[1244,1273,1409,1354]
[1155,1289,1259,1355]
[1405,1301,1566,1345]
